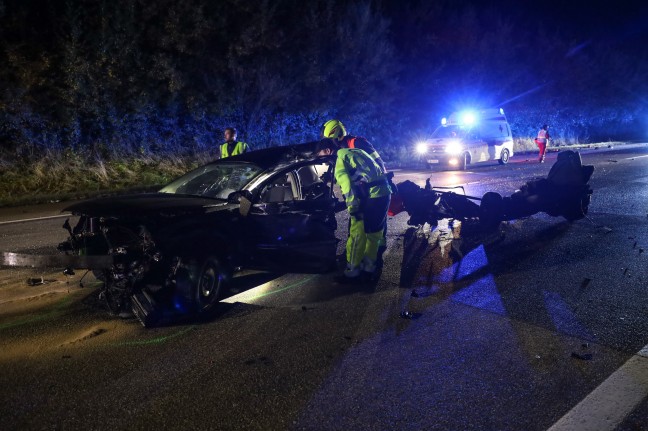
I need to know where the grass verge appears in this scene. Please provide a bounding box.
[0,151,214,207]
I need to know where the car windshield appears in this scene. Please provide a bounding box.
[159,162,263,200]
[432,125,469,139]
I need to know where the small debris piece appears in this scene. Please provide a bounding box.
[580,278,592,289]
[608,159,618,163]
[581,343,590,349]
[26,277,44,286]
[571,352,593,361]
[623,268,629,276]
[62,355,71,359]
[640,248,644,254]
[399,310,424,320]
[411,287,436,298]
[602,227,613,234]
[633,242,637,249]
[535,355,541,359]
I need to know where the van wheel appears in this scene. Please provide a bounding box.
[459,152,469,170]
[498,149,510,165]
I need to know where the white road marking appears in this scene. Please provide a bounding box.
[547,343,648,431]
[624,154,648,160]
[0,214,70,226]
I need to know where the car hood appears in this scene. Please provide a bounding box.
[63,193,234,218]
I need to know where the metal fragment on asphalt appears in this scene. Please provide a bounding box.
[571,352,593,361]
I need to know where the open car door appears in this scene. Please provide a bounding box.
[244,158,339,272]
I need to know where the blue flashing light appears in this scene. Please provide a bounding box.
[461,111,477,126]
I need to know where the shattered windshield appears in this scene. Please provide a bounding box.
[159,162,263,200]
[432,125,469,139]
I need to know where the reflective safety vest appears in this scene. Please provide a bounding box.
[346,136,384,172]
[536,129,548,143]
[335,148,390,211]
[220,141,249,158]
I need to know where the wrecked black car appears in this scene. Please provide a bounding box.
[4,143,340,326]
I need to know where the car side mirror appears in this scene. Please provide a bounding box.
[227,190,253,204]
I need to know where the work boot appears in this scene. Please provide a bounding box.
[361,257,377,274]
[343,264,361,278]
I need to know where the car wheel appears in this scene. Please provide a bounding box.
[193,257,225,314]
[479,192,504,231]
[499,149,510,165]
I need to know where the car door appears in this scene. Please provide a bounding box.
[466,129,489,163]
[244,159,339,272]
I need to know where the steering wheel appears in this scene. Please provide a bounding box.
[304,182,329,200]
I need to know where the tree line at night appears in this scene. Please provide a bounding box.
[0,0,646,164]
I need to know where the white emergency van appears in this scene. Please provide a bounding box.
[416,108,515,170]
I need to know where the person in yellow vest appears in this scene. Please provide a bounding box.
[316,138,391,281]
[220,127,250,158]
[320,119,386,172]
[320,119,390,250]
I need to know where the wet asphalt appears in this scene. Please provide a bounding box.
[1,146,648,430]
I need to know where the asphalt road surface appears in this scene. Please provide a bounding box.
[1,146,648,430]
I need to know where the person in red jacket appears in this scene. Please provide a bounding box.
[535,124,551,163]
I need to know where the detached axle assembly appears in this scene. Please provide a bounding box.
[389,150,594,230]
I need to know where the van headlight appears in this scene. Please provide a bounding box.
[445,140,463,155]
[415,142,428,154]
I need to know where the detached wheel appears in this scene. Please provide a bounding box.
[499,149,510,165]
[479,192,504,231]
[193,257,225,314]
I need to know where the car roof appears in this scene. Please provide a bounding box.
[214,142,319,170]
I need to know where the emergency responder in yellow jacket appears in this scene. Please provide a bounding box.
[316,139,391,279]
[220,127,250,158]
[320,119,386,172]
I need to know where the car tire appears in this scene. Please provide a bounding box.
[479,192,504,231]
[499,149,510,165]
[193,257,225,315]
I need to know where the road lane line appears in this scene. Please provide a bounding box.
[0,214,70,226]
[623,154,648,160]
[547,344,648,431]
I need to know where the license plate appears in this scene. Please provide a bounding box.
[427,159,439,164]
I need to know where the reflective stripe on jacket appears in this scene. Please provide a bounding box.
[345,136,385,172]
[536,129,548,143]
[221,141,249,158]
[334,148,390,210]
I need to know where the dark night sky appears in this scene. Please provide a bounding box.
[481,0,648,48]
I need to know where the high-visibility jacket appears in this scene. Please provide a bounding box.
[342,135,386,172]
[536,129,549,143]
[220,141,249,158]
[335,148,390,212]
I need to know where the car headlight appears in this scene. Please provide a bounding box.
[415,142,428,154]
[445,140,463,155]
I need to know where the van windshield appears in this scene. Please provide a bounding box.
[432,125,470,139]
